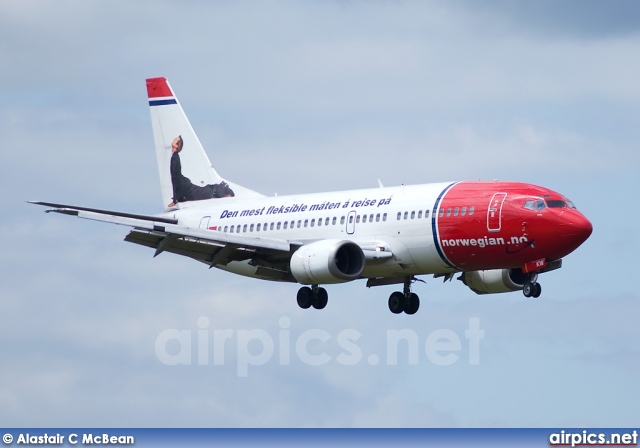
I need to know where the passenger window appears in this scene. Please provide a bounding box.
[243,224,247,232]
[397,212,401,220]
[383,213,387,221]
[356,215,360,223]
[340,216,345,225]
[317,218,322,226]
[376,213,380,222]
[411,211,415,219]
[349,215,354,224]
[304,219,308,227]
[283,221,288,229]
[270,223,274,230]
[230,225,234,233]
[418,210,422,219]
[250,224,254,232]
[425,210,430,219]
[439,209,444,217]
[469,206,474,216]
[404,211,408,220]
[461,207,466,216]
[362,215,367,223]
[454,207,459,216]
[277,222,281,230]
[224,226,228,232]
[256,223,261,231]
[325,217,330,225]
[446,208,451,217]
[297,220,301,228]
[310,219,315,227]
[332,217,337,225]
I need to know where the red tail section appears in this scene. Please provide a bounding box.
[146,77,173,98]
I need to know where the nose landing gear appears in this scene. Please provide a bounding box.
[523,281,542,298]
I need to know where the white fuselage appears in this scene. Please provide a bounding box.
[168,182,456,280]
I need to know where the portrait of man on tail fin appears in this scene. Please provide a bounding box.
[167,135,235,207]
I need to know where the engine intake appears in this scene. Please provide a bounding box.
[459,268,530,295]
[290,239,365,285]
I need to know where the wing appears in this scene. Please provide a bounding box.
[30,201,297,281]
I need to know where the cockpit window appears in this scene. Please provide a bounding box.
[546,200,566,208]
[524,199,547,210]
[566,200,576,209]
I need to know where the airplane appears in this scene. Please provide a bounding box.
[31,77,593,315]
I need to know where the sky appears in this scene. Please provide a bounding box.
[1,0,639,428]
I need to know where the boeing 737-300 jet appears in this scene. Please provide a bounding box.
[31,77,593,315]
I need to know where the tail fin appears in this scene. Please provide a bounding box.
[146,77,264,211]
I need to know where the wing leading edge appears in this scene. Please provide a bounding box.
[29,202,296,280]
[30,202,396,283]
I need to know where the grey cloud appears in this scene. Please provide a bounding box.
[457,0,640,39]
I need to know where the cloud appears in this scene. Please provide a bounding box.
[457,0,640,39]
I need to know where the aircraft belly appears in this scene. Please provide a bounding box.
[405,235,454,274]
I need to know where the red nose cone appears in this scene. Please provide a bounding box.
[559,212,593,251]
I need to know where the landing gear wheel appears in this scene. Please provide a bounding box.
[388,291,406,314]
[532,282,542,298]
[404,292,420,315]
[523,282,542,298]
[297,286,314,309]
[313,287,328,309]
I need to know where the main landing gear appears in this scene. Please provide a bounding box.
[297,277,422,314]
[388,277,420,315]
[297,285,328,310]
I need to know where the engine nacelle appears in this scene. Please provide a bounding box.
[459,268,531,295]
[290,239,365,285]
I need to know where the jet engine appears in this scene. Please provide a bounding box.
[459,268,531,295]
[290,239,365,285]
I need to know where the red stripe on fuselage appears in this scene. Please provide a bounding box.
[436,181,592,271]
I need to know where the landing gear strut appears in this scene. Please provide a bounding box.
[388,277,420,315]
[297,285,328,310]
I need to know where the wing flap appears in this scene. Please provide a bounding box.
[124,230,247,265]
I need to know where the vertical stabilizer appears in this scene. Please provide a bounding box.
[146,77,264,211]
